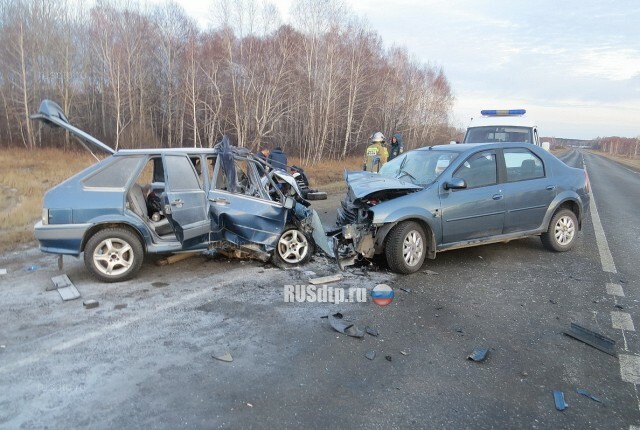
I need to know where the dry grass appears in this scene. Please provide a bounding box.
[588,150,640,170]
[0,148,95,251]
[288,156,363,193]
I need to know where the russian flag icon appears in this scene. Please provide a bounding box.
[371,284,394,306]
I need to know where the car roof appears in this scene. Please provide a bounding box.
[414,142,539,153]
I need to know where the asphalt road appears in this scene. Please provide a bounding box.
[1,149,639,429]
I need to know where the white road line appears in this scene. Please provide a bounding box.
[588,177,617,273]
[607,283,625,297]
[620,355,640,384]
[613,311,636,332]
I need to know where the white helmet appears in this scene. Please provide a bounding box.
[370,132,385,144]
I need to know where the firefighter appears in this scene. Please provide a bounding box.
[363,132,388,172]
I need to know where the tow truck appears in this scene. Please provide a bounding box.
[462,109,550,151]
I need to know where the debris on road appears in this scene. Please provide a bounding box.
[576,388,601,403]
[365,326,379,337]
[114,304,128,310]
[50,275,81,301]
[327,313,364,338]
[549,299,557,304]
[400,350,409,356]
[0,268,7,275]
[309,274,343,285]
[213,351,233,362]
[156,251,199,266]
[302,270,316,277]
[328,313,364,337]
[467,348,489,362]
[365,350,376,360]
[563,323,617,357]
[25,265,39,272]
[83,299,99,309]
[385,355,392,362]
[615,304,624,310]
[399,287,411,293]
[246,402,253,408]
[422,270,439,275]
[553,390,568,411]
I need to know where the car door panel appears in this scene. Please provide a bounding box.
[162,154,210,245]
[440,185,505,244]
[209,155,287,247]
[502,149,557,233]
[440,151,505,244]
[208,190,287,246]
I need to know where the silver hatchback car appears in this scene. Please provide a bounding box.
[32,100,323,282]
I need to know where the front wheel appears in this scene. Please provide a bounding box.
[84,227,144,282]
[385,221,426,274]
[541,209,578,252]
[271,227,314,267]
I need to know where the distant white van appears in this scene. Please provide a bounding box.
[463,109,550,151]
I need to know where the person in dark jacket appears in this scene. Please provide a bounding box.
[389,133,404,161]
[268,147,288,171]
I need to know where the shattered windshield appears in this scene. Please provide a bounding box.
[378,150,459,185]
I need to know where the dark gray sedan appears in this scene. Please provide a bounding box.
[335,143,590,274]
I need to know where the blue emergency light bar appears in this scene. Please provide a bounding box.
[480,109,526,116]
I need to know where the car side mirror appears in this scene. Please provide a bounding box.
[444,177,467,190]
[284,196,295,209]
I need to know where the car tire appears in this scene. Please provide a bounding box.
[385,221,426,274]
[84,227,144,283]
[306,191,327,201]
[271,226,314,267]
[541,209,578,252]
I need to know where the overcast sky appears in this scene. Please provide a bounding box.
[173,0,639,140]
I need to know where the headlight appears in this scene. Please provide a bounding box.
[42,208,49,225]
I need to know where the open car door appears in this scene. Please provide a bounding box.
[162,154,210,246]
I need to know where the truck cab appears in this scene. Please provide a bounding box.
[463,109,550,151]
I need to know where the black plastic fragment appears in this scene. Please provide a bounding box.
[563,323,617,357]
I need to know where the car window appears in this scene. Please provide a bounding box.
[165,155,202,191]
[453,152,497,189]
[83,156,142,188]
[465,126,532,143]
[504,149,544,182]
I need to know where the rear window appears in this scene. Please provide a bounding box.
[83,156,142,188]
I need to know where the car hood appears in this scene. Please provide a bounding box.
[31,100,115,155]
[345,171,423,200]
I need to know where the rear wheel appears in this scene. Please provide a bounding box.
[84,227,144,282]
[541,209,578,252]
[271,226,314,267]
[385,221,426,274]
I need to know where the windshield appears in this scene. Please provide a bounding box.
[378,150,459,185]
[464,126,533,144]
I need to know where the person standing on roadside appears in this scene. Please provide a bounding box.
[268,146,288,171]
[389,133,404,161]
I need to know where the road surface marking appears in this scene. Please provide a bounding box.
[588,181,617,273]
[613,311,636,332]
[620,355,640,384]
[607,283,625,297]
